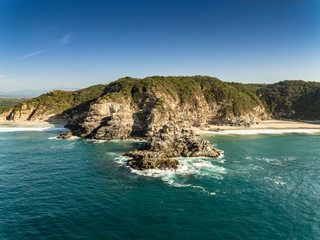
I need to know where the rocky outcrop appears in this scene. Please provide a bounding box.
[65,77,269,140]
[64,76,255,170]
[66,99,136,139]
[211,106,266,127]
[57,131,73,139]
[125,122,221,170]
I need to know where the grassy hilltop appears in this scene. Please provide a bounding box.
[2,76,320,122]
[100,76,264,116]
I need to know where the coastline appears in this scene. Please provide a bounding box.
[193,120,320,134]
[0,120,67,128]
[1,119,320,134]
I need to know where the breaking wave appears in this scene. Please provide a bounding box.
[115,155,226,195]
[48,135,79,140]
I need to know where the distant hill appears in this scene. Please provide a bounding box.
[257,80,320,120]
[0,88,79,98]
[0,84,106,121]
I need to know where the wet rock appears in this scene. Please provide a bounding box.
[125,121,221,170]
[125,150,179,170]
[57,131,73,139]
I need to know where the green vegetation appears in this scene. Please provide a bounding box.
[101,76,264,116]
[6,84,106,116]
[103,76,320,120]
[4,76,320,121]
[257,80,320,120]
[0,98,25,113]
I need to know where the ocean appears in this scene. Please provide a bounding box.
[1,126,320,239]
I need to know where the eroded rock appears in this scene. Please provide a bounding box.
[125,122,221,170]
[57,131,73,139]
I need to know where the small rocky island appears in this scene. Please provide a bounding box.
[125,121,221,170]
[59,121,221,170]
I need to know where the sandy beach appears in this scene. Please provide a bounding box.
[1,119,320,134]
[193,120,320,134]
[0,120,66,128]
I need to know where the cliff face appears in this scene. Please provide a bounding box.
[65,76,269,140]
[4,77,320,125]
[0,85,106,121]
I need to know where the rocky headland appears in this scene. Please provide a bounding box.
[3,76,320,170]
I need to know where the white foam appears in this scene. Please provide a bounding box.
[265,177,286,185]
[114,155,131,166]
[115,155,225,194]
[217,159,226,163]
[256,157,283,166]
[218,151,225,158]
[48,135,79,140]
[90,139,109,144]
[198,129,320,135]
[191,161,213,167]
[0,127,67,132]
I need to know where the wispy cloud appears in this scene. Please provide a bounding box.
[18,51,44,60]
[59,33,72,45]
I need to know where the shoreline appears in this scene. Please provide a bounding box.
[0,120,67,128]
[1,119,320,135]
[193,120,320,134]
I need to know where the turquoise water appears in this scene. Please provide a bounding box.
[1,128,320,239]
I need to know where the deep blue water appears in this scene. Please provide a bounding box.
[1,128,320,239]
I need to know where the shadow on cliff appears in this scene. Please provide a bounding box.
[47,98,98,129]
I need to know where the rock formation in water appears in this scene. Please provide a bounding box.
[57,131,73,139]
[125,121,221,170]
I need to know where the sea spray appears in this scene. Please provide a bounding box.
[116,155,227,194]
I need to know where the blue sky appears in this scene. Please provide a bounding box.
[0,0,319,91]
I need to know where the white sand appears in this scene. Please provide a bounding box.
[193,120,320,134]
[1,119,320,134]
[0,120,66,128]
